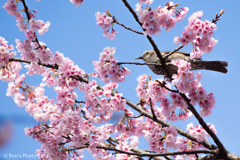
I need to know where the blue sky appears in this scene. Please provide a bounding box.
[0,0,240,159]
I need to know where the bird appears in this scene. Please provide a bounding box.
[135,50,228,76]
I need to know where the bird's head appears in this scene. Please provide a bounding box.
[136,50,155,62]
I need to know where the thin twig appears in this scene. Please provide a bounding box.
[20,0,31,22]
[129,114,143,118]
[20,0,41,48]
[81,110,89,120]
[9,58,59,70]
[113,17,144,35]
[107,139,116,147]
[212,10,224,24]
[75,100,85,104]
[155,80,178,93]
[163,45,184,61]
[63,144,216,157]
[149,98,157,120]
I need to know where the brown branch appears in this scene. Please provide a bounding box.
[113,17,144,35]
[20,0,31,22]
[155,80,178,93]
[9,58,59,70]
[163,45,184,61]
[63,144,216,157]
[212,10,225,24]
[149,98,157,120]
[107,139,116,147]
[162,156,172,160]
[75,100,85,104]
[20,0,41,49]
[122,97,217,150]
[197,152,240,160]
[162,85,178,93]
[121,0,142,27]
[129,114,143,118]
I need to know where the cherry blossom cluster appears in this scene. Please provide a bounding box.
[187,123,217,142]
[25,124,76,160]
[174,11,218,58]
[0,61,22,82]
[3,0,50,35]
[172,59,216,116]
[82,80,139,127]
[4,0,53,65]
[170,123,217,159]
[143,124,178,153]
[29,19,51,36]
[16,40,54,64]
[7,76,58,122]
[135,1,189,35]
[3,43,127,159]
[8,75,83,159]
[142,119,215,159]
[95,12,118,40]
[88,124,116,159]
[93,47,131,83]
[115,134,139,160]
[0,36,15,67]
[19,84,89,159]
[175,137,203,160]
[3,0,27,31]
[136,74,191,121]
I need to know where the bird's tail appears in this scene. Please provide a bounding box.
[191,61,228,73]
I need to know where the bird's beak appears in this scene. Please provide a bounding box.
[135,56,143,60]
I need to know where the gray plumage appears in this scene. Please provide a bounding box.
[136,50,228,75]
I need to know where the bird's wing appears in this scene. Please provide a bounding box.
[162,51,202,61]
[162,51,191,56]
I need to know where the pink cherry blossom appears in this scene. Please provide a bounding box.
[93,47,130,83]
[175,11,218,57]
[136,2,188,35]
[95,12,118,40]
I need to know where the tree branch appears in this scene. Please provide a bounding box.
[212,10,225,24]
[113,16,144,35]
[63,144,216,157]
[20,0,41,48]
[9,58,59,70]
[149,98,157,120]
[75,100,85,104]
[163,45,184,61]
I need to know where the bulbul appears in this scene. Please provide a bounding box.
[136,50,228,76]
